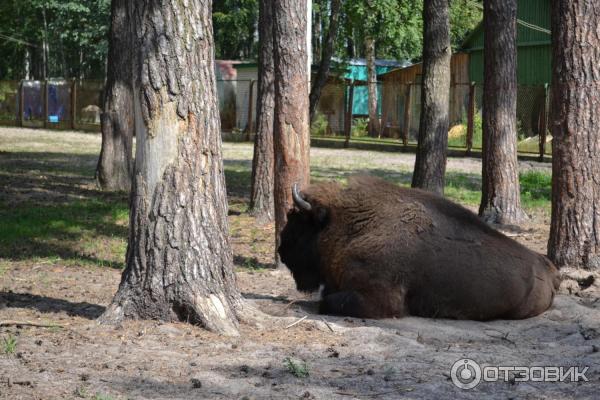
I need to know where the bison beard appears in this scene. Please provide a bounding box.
[279,176,560,320]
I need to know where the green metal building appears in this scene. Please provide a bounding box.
[462,0,551,85]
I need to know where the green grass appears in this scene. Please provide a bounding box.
[0,129,552,274]
[2,334,17,355]
[284,357,309,378]
[0,200,128,268]
[93,393,115,400]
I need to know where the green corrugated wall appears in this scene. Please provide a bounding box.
[464,0,551,85]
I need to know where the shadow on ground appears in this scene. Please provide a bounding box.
[0,291,106,319]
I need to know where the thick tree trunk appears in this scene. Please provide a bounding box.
[309,0,342,123]
[100,0,241,335]
[272,0,311,265]
[96,0,134,192]
[365,36,380,137]
[250,0,275,223]
[478,0,526,224]
[548,0,600,269]
[411,0,451,195]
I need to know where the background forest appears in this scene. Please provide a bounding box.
[0,0,482,80]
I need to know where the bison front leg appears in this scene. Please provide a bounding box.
[320,291,371,318]
[320,285,407,319]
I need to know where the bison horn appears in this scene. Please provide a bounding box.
[292,183,312,211]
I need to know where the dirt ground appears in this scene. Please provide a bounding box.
[1,128,599,399]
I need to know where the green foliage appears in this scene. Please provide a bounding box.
[351,117,369,137]
[284,357,310,378]
[2,334,17,355]
[213,0,258,60]
[450,0,483,50]
[310,112,331,136]
[0,0,110,80]
[343,0,423,61]
[520,171,551,209]
[448,112,482,149]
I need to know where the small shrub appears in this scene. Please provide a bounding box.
[351,118,369,137]
[310,112,330,136]
[2,334,16,355]
[284,357,309,378]
[74,386,88,398]
[447,112,482,148]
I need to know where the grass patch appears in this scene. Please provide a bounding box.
[2,334,17,356]
[93,393,115,400]
[520,170,552,209]
[0,199,128,268]
[284,357,309,378]
[0,129,552,275]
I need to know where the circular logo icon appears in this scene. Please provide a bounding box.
[451,358,482,389]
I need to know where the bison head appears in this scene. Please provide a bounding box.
[278,184,329,292]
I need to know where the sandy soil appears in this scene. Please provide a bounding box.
[0,128,599,399]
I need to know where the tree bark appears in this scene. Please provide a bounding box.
[548,0,600,269]
[411,0,451,195]
[250,0,275,223]
[272,0,311,265]
[96,0,134,192]
[478,0,526,224]
[365,36,380,137]
[309,0,342,123]
[100,0,241,335]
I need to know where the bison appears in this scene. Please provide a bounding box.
[278,176,560,320]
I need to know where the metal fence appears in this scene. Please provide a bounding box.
[0,79,104,130]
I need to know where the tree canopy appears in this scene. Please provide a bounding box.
[0,0,110,80]
[0,0,481,80]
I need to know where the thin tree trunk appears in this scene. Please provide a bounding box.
[312,1,322,63]
[411,0,451,195]
[100,0,241,335]
[478,0,525,224]
[548,0,600,269]
[96,0,134,192]
[309,0,342,123]
[41,7,48,80]
[365,36,380,137]
[250,0,275,223]
[272,0,311,266]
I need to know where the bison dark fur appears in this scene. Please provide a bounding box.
[279,176,560,320]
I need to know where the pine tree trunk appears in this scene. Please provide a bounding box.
[272,0,311,265]
[548,0,600,269]
[478,0,526,224]
[250,0,275,222]
[411,0,451,195]
[96,0,134,192]
[100,0,241,335]
[309,0,342,123]
[365,36,380,137]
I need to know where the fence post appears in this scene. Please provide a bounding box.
[466,82,475,156]
[18,80,24,127]
[71,79,77,130]
[244,79,256,141]
[539,83,549,162]
[43,80,49,129]
[402,84,412,147]
[344,81,354,148]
